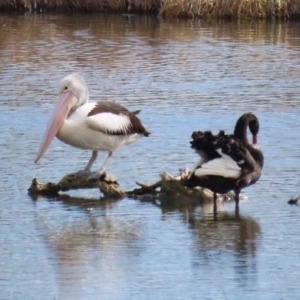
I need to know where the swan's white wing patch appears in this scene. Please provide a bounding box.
[86,113,131,134]
[194,150,241,178]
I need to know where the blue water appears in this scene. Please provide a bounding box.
[0,14,300,300]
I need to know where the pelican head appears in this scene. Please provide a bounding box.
[34,73,89,164]
[60,73,89,107]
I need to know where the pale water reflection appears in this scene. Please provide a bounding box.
[0,13,300,300]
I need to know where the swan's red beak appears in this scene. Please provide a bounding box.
[34,92,78,164]
[253,134,257,144]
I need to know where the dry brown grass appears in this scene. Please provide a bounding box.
[0,0,300,18]
[160,0,300,19]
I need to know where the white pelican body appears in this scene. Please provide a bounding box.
[35,73,150,178]
[57,103,144,151]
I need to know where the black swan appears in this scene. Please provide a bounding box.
[186,113,264,213]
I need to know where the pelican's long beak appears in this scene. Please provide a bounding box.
[34,92,78,164]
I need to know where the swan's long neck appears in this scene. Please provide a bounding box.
[233,113,258,144]
[233,117,249,144]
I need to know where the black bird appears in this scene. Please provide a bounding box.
[288,197,299,205]
[186,113,264,214]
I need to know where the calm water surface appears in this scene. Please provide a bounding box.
[0,14,300,300]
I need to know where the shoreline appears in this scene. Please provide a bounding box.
[0,0,300,20]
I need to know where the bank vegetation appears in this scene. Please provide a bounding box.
[1,0,300,19]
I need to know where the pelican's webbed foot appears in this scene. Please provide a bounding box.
[87,169,106,181]
[71,169,92,178]
[70,169,106,181]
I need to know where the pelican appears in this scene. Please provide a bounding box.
[34,73,150,179]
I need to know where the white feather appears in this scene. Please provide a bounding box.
[86,113,131,134]
[57,102,143,151]
[188,155,208,180]
[194,149,241,178]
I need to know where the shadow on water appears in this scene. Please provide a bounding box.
[30,192,261,258]
[30,194,144,295]
[1,14,299,47]
[152,195,261,256]
[27,176,262,297]
[187,210,261,290]
[151,196,261,285]
[188,211,261,256]
[29,192,121,211]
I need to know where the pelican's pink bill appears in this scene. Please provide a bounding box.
[34,92,77,163]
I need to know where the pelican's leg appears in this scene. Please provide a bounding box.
[99,151,113,171]
[87,151,113,180]
[72,151,98,178]
[85,151,98,171]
